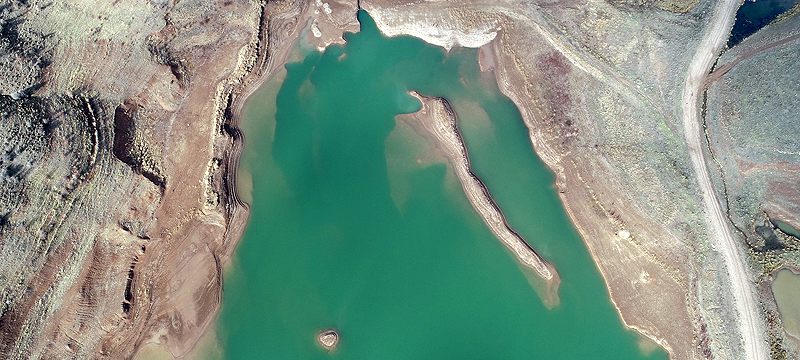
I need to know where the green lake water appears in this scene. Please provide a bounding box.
[216,11,667,360]
[772,269,800,339]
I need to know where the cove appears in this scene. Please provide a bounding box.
[216,11,667,360]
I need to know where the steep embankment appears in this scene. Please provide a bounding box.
[0,0,357,358]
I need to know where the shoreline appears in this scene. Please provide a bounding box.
[200,4,669,359]
[485,39,677,357]
[179,1,362,358]
[400,92,559,288]
[210,5,661,357]
[360,6,698,355]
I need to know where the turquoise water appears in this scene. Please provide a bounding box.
[775,219,800,238]
[217,11,667,360]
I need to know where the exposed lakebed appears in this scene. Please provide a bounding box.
[216,11,666,360]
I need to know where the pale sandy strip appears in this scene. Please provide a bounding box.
[406,92,555,281]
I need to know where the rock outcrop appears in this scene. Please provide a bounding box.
[0,0,358,357]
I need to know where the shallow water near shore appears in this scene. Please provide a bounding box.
[775,219,800,238]
[772,269,800,339]
[216,11,667,360]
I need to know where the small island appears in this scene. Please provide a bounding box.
[316,329,339,351]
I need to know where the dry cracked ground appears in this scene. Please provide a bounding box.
[0,0,798,359]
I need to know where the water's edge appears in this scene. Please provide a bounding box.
[213,9,667,360]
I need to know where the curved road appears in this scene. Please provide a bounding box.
[681,1,767,359]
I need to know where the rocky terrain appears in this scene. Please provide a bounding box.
[0,0,356,358]
[1,0,798,359]
[705,8,800,358]
[0,0,263,357]
[706,8,800,271]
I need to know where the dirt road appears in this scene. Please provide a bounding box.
[680,1,767,359]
